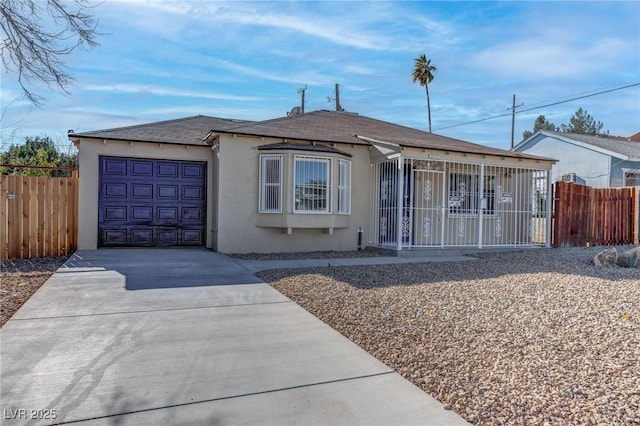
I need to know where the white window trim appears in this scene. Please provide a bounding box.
[338,159,352,214]
[293,155,332,214]
[259,154,283,213]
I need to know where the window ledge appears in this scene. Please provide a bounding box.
[257,213,350,229]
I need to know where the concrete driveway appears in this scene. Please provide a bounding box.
[1,249,468,425]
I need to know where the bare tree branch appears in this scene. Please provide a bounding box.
[0,0,100,106]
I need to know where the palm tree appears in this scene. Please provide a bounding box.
[412,54,437,133]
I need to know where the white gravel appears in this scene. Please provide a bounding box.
[259,246,640,425]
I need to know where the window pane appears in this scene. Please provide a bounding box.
[625,171,640,186]
[259,155,282,213]
[449,173,478,215]
[294,157,330,212]
[483,175,495,214]
[338,160,351,214]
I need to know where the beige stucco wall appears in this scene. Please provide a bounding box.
[75,138,215,250]
[215,135,372,253]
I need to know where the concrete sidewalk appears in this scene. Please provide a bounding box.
[234,253,476,273]
[1,249,469,425]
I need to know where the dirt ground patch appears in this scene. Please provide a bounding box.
[1,256,69,328]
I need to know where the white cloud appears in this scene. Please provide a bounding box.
[83,84,263,101]
[214,60,336,86]
[468,32,631,80]
[115,1,422,52]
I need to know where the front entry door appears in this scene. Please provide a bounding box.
[412,169,444,246]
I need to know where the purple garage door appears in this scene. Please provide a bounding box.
[99,156,206,247]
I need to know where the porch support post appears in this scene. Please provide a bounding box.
[546,169,553,247]
[478,164,485,248]
[396,156,404,251]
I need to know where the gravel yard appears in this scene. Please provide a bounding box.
[0,256,69,328]
[259,246,640,425]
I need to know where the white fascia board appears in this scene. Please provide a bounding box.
[512,131,544,152]
[354,134,400,148]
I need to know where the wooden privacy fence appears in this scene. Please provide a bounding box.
[1,175,78,260]
[553,181,637,247]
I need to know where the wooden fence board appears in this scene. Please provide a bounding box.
[37,178,46,258]
[554,182,636,247]
[0,175,78,260]
[0,176,7,257]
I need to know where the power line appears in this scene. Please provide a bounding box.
[518,83,640,113]
[434,82,640,131]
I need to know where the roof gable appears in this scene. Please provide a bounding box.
[515,130,640,161]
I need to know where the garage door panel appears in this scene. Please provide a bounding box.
[157,207,179,221]
[182,186,203,200]
[105,206,126,221]
[157,229,178,245]
[182,207,203,222]
[131,160,154,176]
[182,229,204,244]
[99,156,206,247]
[157,185,178,200]
[102,229,127,245]
[183,163,205,178]
[131,229,154,246]
[132,206,153,221]
[158,162,179,177]
[104,183,127,198]
[103,158,127,175]
[131,184,153,198]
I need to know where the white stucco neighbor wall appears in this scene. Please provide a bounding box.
[515,135,611,187]
[75,139,215,250]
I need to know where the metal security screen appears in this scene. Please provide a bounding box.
[370,159,400,247]
[370,158,549,249]
[259,154,282,213]
[338,159,352,214]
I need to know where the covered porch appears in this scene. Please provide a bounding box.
[368,155,551,251]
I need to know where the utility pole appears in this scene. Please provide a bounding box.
[327,84,344,111]
[334,83,343,111]
[298,86,307,113]
[508,94,523,149]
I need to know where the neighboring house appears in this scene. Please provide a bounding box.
[513,130,640,188]
[69,110,554,253]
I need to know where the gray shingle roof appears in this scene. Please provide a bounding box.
[69,115,253,146]
[543,131,640,161]
[218,110,550,161]
[69,110,552,162]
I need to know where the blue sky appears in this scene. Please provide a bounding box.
[1,1,639,153]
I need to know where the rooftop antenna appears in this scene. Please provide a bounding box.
[327,83,345,111]
[297,85,307,113]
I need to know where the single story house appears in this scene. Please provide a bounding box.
[513,130,640,188]
[69,110,555,253]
